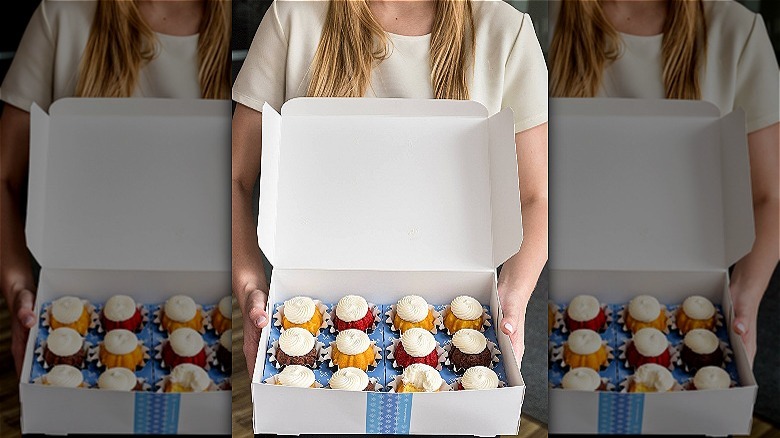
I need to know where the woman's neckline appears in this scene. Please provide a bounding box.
[618,31,663,41]
[385,30,431,40]
[155,32,200,40]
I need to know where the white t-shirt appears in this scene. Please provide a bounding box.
[551,0,779,133]
[0,0,201,112]
[233,0,548,133]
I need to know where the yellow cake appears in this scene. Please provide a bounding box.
[211,296,232,335]
[330,329,376,371]
[161,295,204,333]
[676,296,717,334]
[393,295,435,333]
[443,295,484,334]
[49,297,90,336]
[624,295,667,333]
[99,329,144,370]
[281,296,323,336]
[563,329,609,370]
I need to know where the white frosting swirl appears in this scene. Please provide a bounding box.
[684,329,719,355]
[400,328,437,357]
[633,328,669,357]
[219,329,231,350]
[103,329,140,355]
[461,366,499,390]
[283,297,317,324]
[401,363,443,392]
[98,368,137,391]
[450,295,483,320]
[47,327,84,357]
[278,327,315,356]
[277,364,315,388]
[335,329,371,356]
[451,328,488,355]
[682,295,715,320]
[567,329,602,355]
[164,295,197,323]
[170,363,211,392]
[562,367,601,391]
[567,295,601,322]
[218,296,232,318]
[633,363,674,392]
[44,365,84,388]
[103,295,137,322]
[51,297,85,324]
[169,328,205,357]
[396,295,429,323]
[693,366,730,390]
[329,367,369,391]
[628,295,663,323]
[335,295,369,323]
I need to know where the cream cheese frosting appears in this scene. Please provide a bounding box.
[278,327,316,356]
[682,295,716,320]
[449,295,483,320]
[693,366,731,390]
[567,295,601,322]
[219,329,231,350]
[170,363,211,392]
[218,296,232,318]
[103,295,137,322]
[169,327,205,357]
[400,328,437,357]
[401,363,443,392]
[277,364,315,388]
[98,367,137,391]
[633,328,669,357]
[633,363,674,392]
[628,295,663,323]
[396,295,429,323]
[44,365,84,388]
[329,367,369,391]
[103,329,139,355]
[335,295,369,323]
[283,296,317,324]
[451,328,488,355]
[561,367,601,391]
[567,329,602,355]
[47,327,84,356]
[461,366,499,390]
[335,329,371,355]
[164,295,197,322]
[684,329,719,355]
[51,296,85,324]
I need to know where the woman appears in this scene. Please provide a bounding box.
[233,0,549,375]
[550,0,779,365]
[0,0,230,375]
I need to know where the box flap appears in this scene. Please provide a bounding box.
[488,108,523,267]
[259,98,519,271]
[26,98,231,272]
[550,98,754,271]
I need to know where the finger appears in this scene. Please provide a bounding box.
[246,290,269,329]
[15,289,37,329]
[500,315,518,337]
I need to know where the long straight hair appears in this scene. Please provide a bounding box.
[306,0,476,100]
[550,0,707,99]
[75,0,230,99]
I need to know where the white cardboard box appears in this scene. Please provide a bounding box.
[20,98,232,435]
[252,98,526,435]
[548,98,758,435]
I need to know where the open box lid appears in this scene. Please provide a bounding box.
[550,98,754,271]
[258,98,522,272]
[26,98,231,272]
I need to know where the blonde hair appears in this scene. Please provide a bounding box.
[550,0,706,100]
[307,0,475,100]
[76,0,230,99]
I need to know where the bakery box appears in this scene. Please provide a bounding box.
[548,98,757,435]
[20,98,232,435]
[251,98,527,435]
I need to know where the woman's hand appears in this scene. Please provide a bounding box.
[729,280,762,366]
[497,269,532,365]
[8,287,37,376]
[239,284,269,377]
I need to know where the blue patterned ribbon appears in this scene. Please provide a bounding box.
[366,392,412,434]
[134,392,180,434]
[598,392,644,434]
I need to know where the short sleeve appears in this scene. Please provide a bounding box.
[733,14,780,133]
[0,2,55,112]
[232,1,289,113]
[502,13,548,133]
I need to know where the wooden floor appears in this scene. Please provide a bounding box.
[0,294,776,437]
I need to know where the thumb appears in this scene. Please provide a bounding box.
[500,314,519,337]
[732,316,749,338]
[246,290,269,329]
[15,289,37,329]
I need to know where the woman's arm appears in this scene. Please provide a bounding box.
[232,103,271,376]
[730,121,779,366]
[498,122,548,365]
[0,104,38,376]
